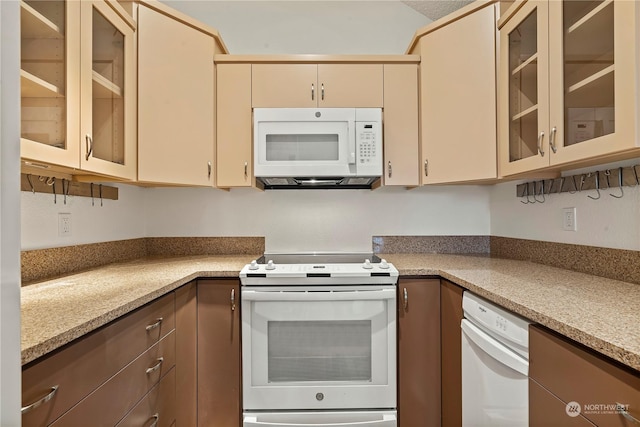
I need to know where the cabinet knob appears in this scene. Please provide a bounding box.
[321,83,325,101]
[244,162,248,180]
[311,83,315,101]
[424,159,429,177]
[388,161,392,178]
[85,135,93,161]
[207,161,212,179]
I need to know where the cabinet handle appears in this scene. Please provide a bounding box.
[207,161,212,179]
[403,287,408,310]
[321,83,325,101]
[388,161,392,178]
[549,127,557,154]
[145,317,163,332]
[424,159,429,177]
[537,131,545,157]
[147,413,159,427]
[145,357,164,375]
[617,403,640,424]
[311,83,315,101]
[244,162,248,180]
[231,288,236,311]
[85,135,93,161]
[21,385,59,414]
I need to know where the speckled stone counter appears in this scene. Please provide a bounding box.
[22,253,640,373]
[21,255,257,365]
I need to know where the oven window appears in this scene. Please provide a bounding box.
[265,134,339,161]
[267,320,372,382]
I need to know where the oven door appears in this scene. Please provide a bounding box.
[241,285,397,411]
[253,108,356,177]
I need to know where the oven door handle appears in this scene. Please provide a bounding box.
[241,289,396,302]
[244,413,397,426]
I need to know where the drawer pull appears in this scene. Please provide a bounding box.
[231,288,236,311]
[147,413,159,427]
[145,357,164,375]
[617,403,640,424]
[403,287,408,310]
[21,385,59,415]
[145,318,163,332]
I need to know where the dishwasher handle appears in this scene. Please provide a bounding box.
[461,319,528,376]
[243,413,396,426]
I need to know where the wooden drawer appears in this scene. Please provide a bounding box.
[22,292,175,427]
[530,378,596,427]
[51,331,175,427]
[530,325,640,427]
[116,367,176,427]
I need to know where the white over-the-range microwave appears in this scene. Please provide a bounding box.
[253,108,383,189]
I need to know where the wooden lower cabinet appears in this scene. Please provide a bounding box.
[116,368,176,427]
[440,280,463,427]
[530,378,596,427]
[397,278,441,426]
[197,279,241,427]
[529,325,640,427]
[175,282,197,426]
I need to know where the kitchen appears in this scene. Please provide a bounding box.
[2,0,640,426]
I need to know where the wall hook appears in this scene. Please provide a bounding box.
[90,183,94,207]
[520,183,530,204]
[99,184,103,207]
[534,181,545,203]
[587,172,601,200]
[51,177,56,204]
[610,167,624,199]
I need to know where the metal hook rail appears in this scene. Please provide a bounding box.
[20,174,118,204]
[516,165,640,201]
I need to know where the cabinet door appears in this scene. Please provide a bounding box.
[137,5,214,186]
[79,0,136,180]
[530,379,596,427]
[421,4,497,184]
[197,280,241,427]
[175,283,197,427]
[20,0,81,169]
[441,280,464,427]
[397,278,441,427]
[216,63,253,187]
[498,0,550,176]
[318,64,383,107]
[548,0,638,165]
[382,64,419,186]
[252,64,317,107]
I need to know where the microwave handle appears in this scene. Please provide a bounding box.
[349,122,356,165]
[242,288,396,302]
[244,414,397,427]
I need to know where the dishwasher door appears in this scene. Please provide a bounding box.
[461,319,529,427]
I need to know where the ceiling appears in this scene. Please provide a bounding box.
[401,0,474,21]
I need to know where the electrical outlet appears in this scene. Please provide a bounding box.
[59,213,72,237]
[562,207,576,231]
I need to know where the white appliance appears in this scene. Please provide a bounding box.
[253,108,382,188]
[461,292,532,427]
[240,254,398,427]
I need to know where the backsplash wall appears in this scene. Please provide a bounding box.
[490,159,640,251]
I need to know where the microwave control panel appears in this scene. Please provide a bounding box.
[355,121,382,176]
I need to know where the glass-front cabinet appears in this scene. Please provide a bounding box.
[499,0,638,176]
[20,0,136,180]
[80,0,136,180]
[20,0,80,169]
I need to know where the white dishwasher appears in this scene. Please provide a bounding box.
[461,292,532,427]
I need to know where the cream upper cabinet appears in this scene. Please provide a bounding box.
[20,0,80,169]
[216,63,253,188]
[137,4,215,186]
[499,0,638,177]
[382,63,419,186]
[79,0,137,180]
[251,63,383,108]
[419,3,498,184]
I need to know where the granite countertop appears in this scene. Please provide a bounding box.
[21,253,640,372]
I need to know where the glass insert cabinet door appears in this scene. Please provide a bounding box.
[80,0,136,180]
[499,0,550,176]
[20,0,80,169]
[548,0,636,164]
